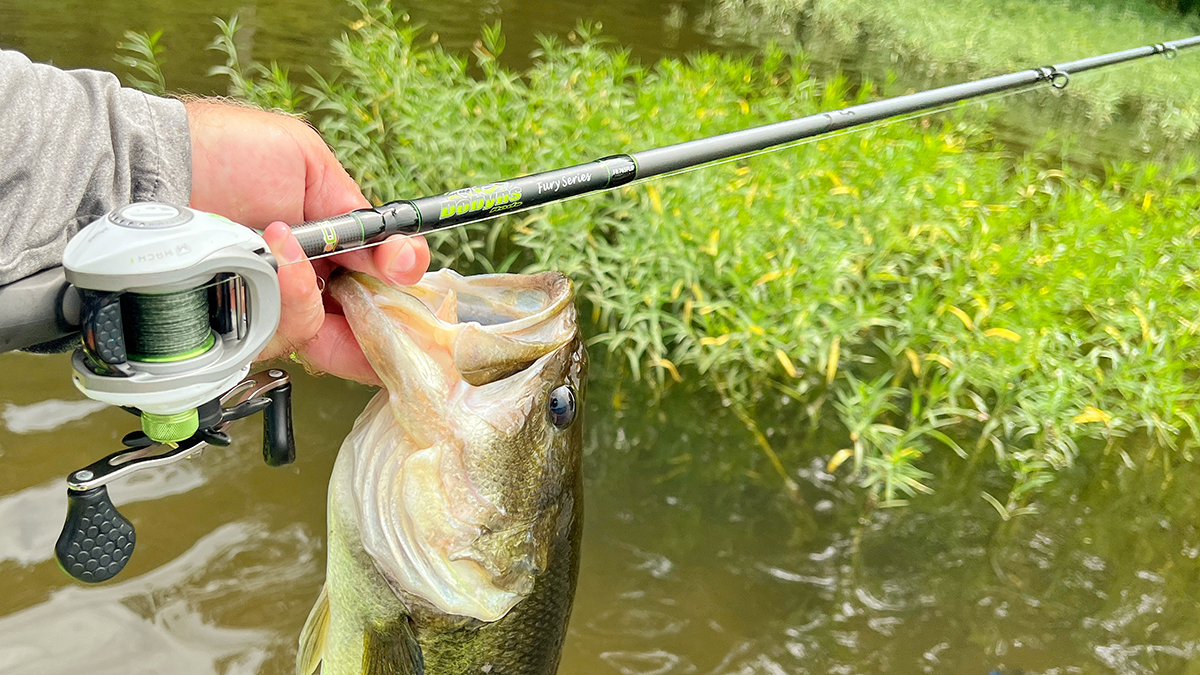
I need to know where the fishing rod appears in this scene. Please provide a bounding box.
[0,34,1196,585]
[288,35,1200,259]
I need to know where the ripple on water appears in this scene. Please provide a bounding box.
[0,520,321,674]
[587,607,689,638]
[600,649,696,675]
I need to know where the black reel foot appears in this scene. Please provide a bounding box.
[55,486,135,583]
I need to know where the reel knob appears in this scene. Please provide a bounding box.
[55,485,135,583]
[262,376,295,466]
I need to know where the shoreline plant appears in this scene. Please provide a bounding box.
[698,0,1200,157]
[121,3,1200,517]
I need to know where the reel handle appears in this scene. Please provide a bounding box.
[55,486,135,583]
[262,379,295,466]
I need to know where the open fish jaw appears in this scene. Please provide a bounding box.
[330,270,582,623]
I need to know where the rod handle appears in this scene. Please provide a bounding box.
[0,266,81,353]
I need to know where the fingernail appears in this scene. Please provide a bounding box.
[387,242,417,282]
[282,232,306,265]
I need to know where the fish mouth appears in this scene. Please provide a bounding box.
[330,269,582,622]
[331,269,577,443]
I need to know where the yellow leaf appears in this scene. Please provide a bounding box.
[827,448,853,472]
[829,186,855,196]
[738,98,750,114]
[701,229,720,256]
[984,327,1022,342]
[1072,407,1112,424]
[961,200,980,208]
[904,348,921,376]
[745,182,758,209]
[826,336,840,384]
[775,349,797,378]
[946,305,974,331]
[1142,192,1154,211]
[925,353,954,370]
[653,358,684,383]
[1131,305,1151,343]
[699,334,731,346]
[754,269,784,286]
[647,184,663,215]
[669,279,684,301]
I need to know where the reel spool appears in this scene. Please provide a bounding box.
[53,203,295,582]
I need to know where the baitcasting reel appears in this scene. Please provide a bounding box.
[49,202,295,583]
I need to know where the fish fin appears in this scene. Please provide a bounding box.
[296,585,330,675]
[363,616,424,675]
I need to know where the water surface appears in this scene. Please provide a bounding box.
[1,350,1197,674]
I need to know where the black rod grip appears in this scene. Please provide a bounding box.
[263,382,295,466]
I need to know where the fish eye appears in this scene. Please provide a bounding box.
[548,385,576,428]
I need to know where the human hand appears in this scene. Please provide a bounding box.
[186,99,430,384]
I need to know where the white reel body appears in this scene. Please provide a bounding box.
[62,203,281,418]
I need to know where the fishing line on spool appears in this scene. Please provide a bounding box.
[281,56,1162,270]
[122,288,213,360]
[115,274,244,360]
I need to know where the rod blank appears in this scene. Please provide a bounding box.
[289,34,1200,258]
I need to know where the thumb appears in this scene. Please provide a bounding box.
[258,221,324,360]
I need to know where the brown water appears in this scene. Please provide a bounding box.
[2,349,1199,674]
[3,1,1200,674]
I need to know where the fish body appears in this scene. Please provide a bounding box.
[300,270,586,675]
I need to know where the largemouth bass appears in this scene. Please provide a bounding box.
[298,270,586,675]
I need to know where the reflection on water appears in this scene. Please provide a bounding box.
[0,523,279,674]
[2,346,1200,674]
[0,0,733,95]
[3,399,108,435]
[0,464,204,567]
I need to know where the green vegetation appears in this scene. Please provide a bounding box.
[115,30,168,96]
[125,2,1200,515]
[701,0,1200,153]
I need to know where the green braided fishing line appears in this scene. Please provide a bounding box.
[122,287,215,361]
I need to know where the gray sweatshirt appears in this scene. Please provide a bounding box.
[0,50,191,286]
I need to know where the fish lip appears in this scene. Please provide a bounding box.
[407,269,575,342]
[334,269,578,386]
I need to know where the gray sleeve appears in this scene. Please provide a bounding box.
[0,50,192,285]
